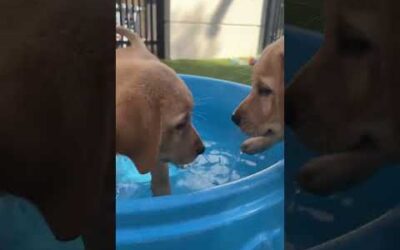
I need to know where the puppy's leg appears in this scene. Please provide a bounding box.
[151,163,171,196]
[241,134,282,154]
[297,150,388,195]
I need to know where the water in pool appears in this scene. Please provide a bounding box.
[285,128,400,249]
[116,121,282,199]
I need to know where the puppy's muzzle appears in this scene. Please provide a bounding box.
[196,145,205,155]
[231,112,241,126]
[195,139,205,155]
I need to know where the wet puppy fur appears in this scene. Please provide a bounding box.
[232,37,284,154]
[116,27,204,196]
[286,0,400,195]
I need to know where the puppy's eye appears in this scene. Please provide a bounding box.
[337,25,372,56]
[175,121,187,130]
[338,37,371,56]
[258,87,273,96]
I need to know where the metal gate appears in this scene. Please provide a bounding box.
[116,0,165,58]
[263,0,284,46]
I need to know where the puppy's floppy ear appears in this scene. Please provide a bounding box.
[117,94,162,174]
[277,37,285,62]
[275,37,285,81]
[132,100,162,174]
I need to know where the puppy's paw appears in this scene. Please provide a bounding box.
[241,137,270,154]
[297,152,381,196]
[297,156,341,196]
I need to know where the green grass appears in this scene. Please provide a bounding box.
[163,59,252,85]
[286,0,324,32]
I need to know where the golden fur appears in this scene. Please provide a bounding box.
[233,37,284,154]
[116,27,204,196]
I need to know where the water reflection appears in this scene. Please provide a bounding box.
[116,137,279,199]
[174,153,241,191]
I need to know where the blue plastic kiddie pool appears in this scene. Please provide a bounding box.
[116,75,284,250]
[0,193,84,249]
[285,25,400,250]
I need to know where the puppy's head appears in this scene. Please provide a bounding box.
[286,0,400,154]
[232,37,284,152]
[158,69,205,166]
[116,61,204,173]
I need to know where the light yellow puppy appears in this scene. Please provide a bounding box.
[116,27,205,196]
[232,37,284,154]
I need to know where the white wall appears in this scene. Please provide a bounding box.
[165,0,266,59]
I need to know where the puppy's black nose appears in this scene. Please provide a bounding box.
[231,113,241,126]
[196,145,205,155]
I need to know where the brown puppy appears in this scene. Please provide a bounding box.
[0,1,114,249]
[116,27,205,196]
[286,0,400,195]
[232,37,284,154]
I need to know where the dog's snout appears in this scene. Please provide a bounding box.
[192,128,205,155]
[231,113,241,126]
[196,144,205,155]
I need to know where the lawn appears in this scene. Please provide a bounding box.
[286,0,324,32]
[164,59,252,85]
